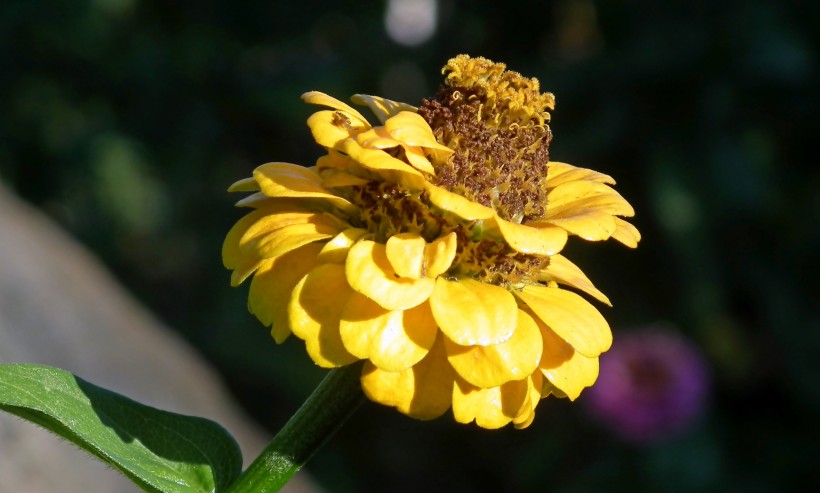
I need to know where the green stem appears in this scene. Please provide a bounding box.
[225,362,365,493]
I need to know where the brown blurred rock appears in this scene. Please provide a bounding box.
[0,183,320,493]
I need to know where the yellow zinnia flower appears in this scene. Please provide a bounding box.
[223,55,639,429]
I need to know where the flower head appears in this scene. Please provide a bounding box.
[584,327,710,442]
[223,55,639,429]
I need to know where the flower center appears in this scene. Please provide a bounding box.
[418,55,555,224]
[346,182,550,286]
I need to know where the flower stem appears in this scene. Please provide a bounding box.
[225,362,366,493]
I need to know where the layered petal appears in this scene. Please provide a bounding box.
[530,309,600,400]
[317,228,368,264]
[351,93,417,123]
[341,140,426,191]
[514,285,612,358]
[345,240,435,311]
[385,233,427,279]
[452,377,529,429]
[430,278,518,346]
[423,232,457,278]
[340,295,437,372]
[444,309,542,388]
[540,254,611,305]
[611,217,641,248]
[249,243,325,343]
[491,216,568,255]
[302,91,370,127]
[513,372,544,429]
[361,336,455,420]
[253,162,358,214]
[546,161,615,187]
[424,183,495,221]
[288,263,358,367]
[545,180,634,219]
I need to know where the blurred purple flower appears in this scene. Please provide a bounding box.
[584,327,710,443]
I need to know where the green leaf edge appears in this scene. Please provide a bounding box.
[0,364,243,493]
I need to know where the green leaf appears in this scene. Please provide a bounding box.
[0,364,242,493]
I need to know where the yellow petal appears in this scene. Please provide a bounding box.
[546,161,615,187]
[452,377,528,429]
[430,278,518,346]
[401,144,437,175]
[360,336,454,420]
[316,149,358,173]
[423,232,457,278]
[230,257,264,287]
[227,176,260,192]
[444,309,542,388]
[248,243,324,343]
[611,217,641,248]
[385,111,453,155]
[540,254,611,306]
[533,311,599,400]
[317,228,368,264]
[513,372,544,429]
[385,233,426,279]
[492,217,568,255]
[351,93,418,124]
[319,169,371,188]
[243,220,344,259]
[288,263,358,367]
[532,210,617,242]
[423,183,495,221]
[234,192,274,208]
[301,91,370,127]
[546,181,634,217]
[239,211,336,245]
[253,162,359,215]
[345,240,435,311]
[223,209,266,270]
[341,140,426,191]
[307,109,370,150]
[340,295,437,372]
[514,285,612,358]
[355,126,400,149]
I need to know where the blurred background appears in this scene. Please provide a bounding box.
[1,0,818,491]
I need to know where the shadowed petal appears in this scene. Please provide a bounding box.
[452,377,528,429]
[249,243,325,343]
[288,263,358,367]
[361,336,455,420]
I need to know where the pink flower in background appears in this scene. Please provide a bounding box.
[584,327,710,443]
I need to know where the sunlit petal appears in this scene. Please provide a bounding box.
[491,216,568,255]
[351,93,418,123]
[423,232,457,278]
[385,233,427,279]
[540,254,611,306]
[611,217,641,248]
[430,278,517,346]
[346,240,435,310]
[340,295,437,372]
[514,285,612,358]
[445,309,542,388]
